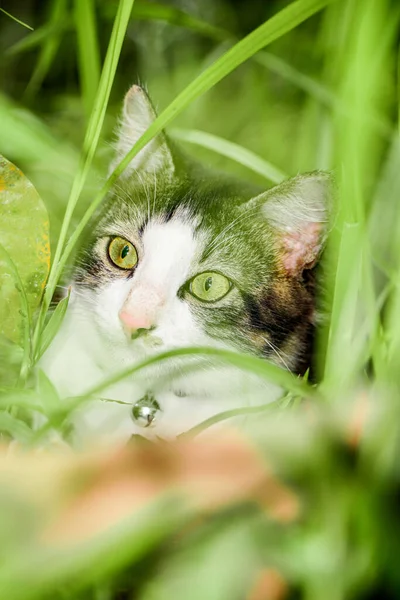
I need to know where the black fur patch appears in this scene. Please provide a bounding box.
[242,278,315,371]
[162,207,177,222]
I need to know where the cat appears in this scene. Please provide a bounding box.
[41,84,332,445]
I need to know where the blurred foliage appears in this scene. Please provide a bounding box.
[1,395,400,600]
[0,0,400,599]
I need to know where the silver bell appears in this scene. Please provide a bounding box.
[131,394,160,428]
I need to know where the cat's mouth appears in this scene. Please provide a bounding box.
[129,331,164,349]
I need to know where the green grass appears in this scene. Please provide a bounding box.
[1,0,400,597]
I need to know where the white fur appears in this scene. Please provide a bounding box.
[41,217,282,446]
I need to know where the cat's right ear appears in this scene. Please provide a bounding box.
[245,172,334,277]
[110,84,175,179]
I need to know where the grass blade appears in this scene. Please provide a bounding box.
[74,0,101,118]
[321,0,391,388]
[179,398,283,440]
[0,8,33,30]
[171,128,287,184]
[38,291,70,360]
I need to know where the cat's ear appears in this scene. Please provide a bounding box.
[249,172,333,276]
[110,84,175,178]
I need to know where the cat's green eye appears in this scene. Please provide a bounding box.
[108,237,138,270]
[189,271,231,303]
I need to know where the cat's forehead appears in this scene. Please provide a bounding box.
[105,174,253,225]
[99,176,255,239]
[103,202,201,240]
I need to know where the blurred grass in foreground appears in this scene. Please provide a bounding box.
[1,0,400,598]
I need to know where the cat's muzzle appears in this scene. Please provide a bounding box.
[131,393,160,428]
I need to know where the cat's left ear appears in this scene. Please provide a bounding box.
[248,172,334,276]
[110,84,175,178]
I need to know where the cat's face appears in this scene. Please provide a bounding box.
[71,85,332,439]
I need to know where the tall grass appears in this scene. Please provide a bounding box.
[0,0,400,597]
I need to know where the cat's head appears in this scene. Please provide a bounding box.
[73,85,332,420]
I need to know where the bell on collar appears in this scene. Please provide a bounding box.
[131,393,160,428]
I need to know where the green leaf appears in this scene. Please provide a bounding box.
[37,369,60,415]
[38,292,70,360]
[0,244,31,356]
[0,156,50,346]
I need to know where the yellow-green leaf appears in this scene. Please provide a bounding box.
[0,156,50,345]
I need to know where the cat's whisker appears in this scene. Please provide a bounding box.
[262,337,291,372]
[208,231,239,256]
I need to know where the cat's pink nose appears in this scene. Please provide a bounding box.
[119,310,154,333]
